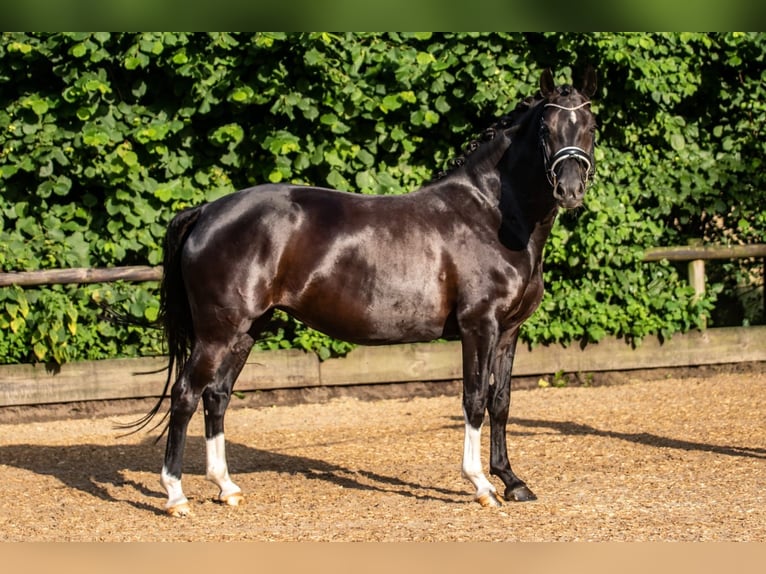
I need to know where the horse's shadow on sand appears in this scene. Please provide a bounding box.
[0,436,466,515]
[507,417,766,460]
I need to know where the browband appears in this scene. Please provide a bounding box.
[543,101,591,111]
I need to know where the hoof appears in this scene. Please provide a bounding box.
[476,491,503,508]
[505,484,537,502]
[219,491,244,507]
[166,501,192,517]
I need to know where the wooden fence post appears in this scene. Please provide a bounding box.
[688,258,706,325]
[686,239,706,326]
[687,258,706,301]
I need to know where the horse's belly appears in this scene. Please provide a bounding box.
[285,276,451,345]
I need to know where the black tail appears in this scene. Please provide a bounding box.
[116,205,204,437]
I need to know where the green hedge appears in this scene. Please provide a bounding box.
[1,32,764,365]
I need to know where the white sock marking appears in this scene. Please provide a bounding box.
[205,433,241,499]
[461,409,495,499]
[160,466,188,510]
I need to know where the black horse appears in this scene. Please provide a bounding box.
[135,68,598,516]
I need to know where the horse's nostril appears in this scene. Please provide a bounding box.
[553,183,584,207]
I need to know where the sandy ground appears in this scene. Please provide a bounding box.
[1,371,764,541]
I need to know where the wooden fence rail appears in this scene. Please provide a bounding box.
[0,265,162,287]
[643,244,766,262]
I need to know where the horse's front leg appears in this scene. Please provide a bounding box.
[488,333,537,501]
[460,329,503,508]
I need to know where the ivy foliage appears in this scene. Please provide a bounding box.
[1,32,764,365]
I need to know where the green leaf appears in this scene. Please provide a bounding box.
[423,110,439,126]
[124,55,148,70]
[326,169,350,190]
[264,131,300,155]
[5,302,19,318]
[320,113,338,125]
[71,43,88,58]
[52,176,72,196]
[1,164,19,178]
[21,95,49,116]
[144,306,159,322]
[381,94,402,112]
[669,133,685,151]
[117,148,138,167]
[231,87,253,102]
[172,49,188,64]
[211,123,244,146]
[33,341,47,361]
[434,96,451,113]
[416,52,435,66]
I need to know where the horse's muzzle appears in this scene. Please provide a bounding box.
[553,180,585,209]
[547,146,592,209]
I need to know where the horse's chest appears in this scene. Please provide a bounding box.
[492,263,545,326]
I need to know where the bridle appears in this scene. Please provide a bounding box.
[540,100,595,188]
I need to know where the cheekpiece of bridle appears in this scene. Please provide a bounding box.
[540,100,594,188]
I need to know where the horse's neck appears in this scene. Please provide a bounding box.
[498,145,558,256]
[447,113,558,255]
[459,131,512,192]
[526,208,558,259]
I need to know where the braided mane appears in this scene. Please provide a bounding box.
[432,96,539,181]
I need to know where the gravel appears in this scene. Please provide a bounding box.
[1,371,764,541]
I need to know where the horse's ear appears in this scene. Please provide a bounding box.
[580,66,597,99]
[540,68,555,98]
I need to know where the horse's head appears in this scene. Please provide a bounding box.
[538,68,598,209]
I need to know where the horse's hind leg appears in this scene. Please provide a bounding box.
[161,341,231,517]
[202,332,255,507]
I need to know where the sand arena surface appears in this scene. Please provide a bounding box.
[1,371,764,541]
